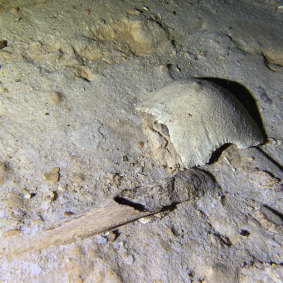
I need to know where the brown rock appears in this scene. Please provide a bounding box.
[70,173,84,184]
[77,66,95,81]
[137,141,144,148]
[44,167,60,183]
[48,92,63,105]
[82,9,90,16]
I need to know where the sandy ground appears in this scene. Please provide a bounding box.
[0,0,282,282]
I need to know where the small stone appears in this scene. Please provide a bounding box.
[0,87,8,94]
[70,173,84,184]
[138,216,152,224]
[44,167,60,183]
[82,9,90,16]
[48,92,63,105]
[137,141,144,148]
[77,66,95,81]
[48,191,58,201]
[58,184,66,192]
[122,155,129,162]
[24,193,31,199]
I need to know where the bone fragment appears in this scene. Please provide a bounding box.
[1,201,156,257]
[0,169,216,257]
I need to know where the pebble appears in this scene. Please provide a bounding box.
[77,66,95,82]
[44,167,60,183]
[82,9,90,16]
[138,216,152,224]
[137,141,144,148]
[70,173,84,184]
[48,92,63,105]
[24,193,32,199]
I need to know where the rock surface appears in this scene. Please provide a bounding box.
[0,0,282,282]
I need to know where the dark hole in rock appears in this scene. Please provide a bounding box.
[114,196,146,211]
[263,204,283,221]
[0,40,7,49]
[240,230,250,236]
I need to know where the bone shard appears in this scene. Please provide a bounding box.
[136,79,264,169]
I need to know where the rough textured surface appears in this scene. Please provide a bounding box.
[118,168,216,211]
[137,79,264,169]
[0,0,282,282]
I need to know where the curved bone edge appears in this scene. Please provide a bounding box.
[0,201,156,257]
[136,80,264,168]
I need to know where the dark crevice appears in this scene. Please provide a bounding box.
[0,40,8,49]
[114,195,179,213]
[114,196,146,211]
[263,204,283,221]
[257,147,283,171]
[214,233,233,247]
[159,203,178,213]
[240,229,250,237]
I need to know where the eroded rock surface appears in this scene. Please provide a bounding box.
[0,0,282,282]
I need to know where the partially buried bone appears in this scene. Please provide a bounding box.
[0,169,216,257]
[136,79,264,169]
[116,168,215,211]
